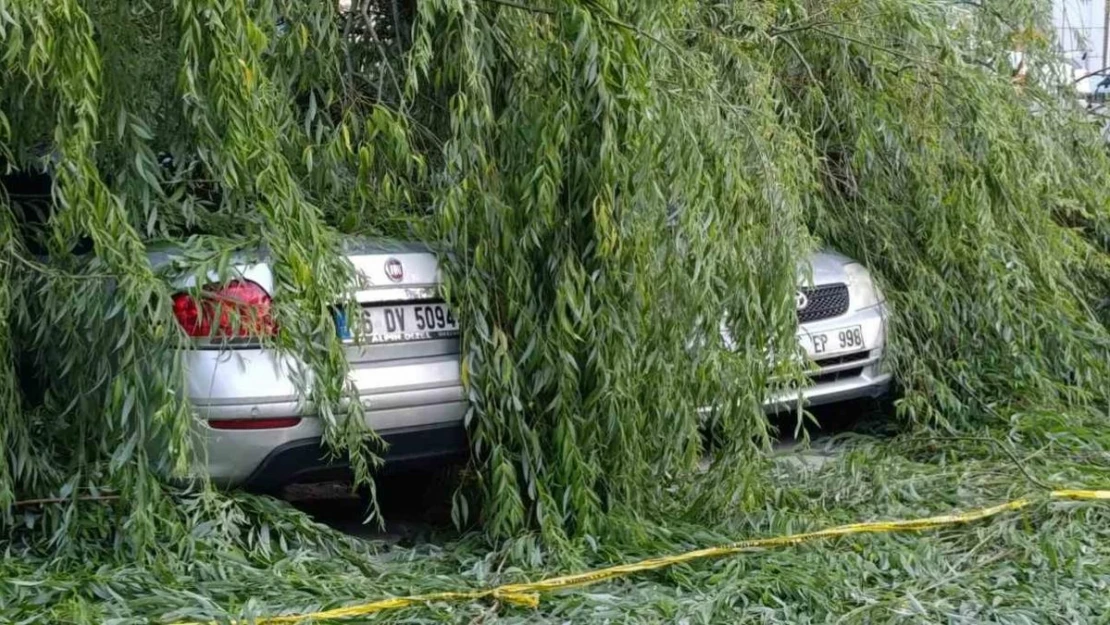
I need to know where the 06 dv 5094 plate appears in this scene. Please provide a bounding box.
[335,302,459,343]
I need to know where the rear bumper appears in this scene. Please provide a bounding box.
[241,422,468,493]
[199,401,468,486]
[186,348,464,426]
[182,347,467,485]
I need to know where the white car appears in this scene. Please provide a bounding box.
[161,242,888,490]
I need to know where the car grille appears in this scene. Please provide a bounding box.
[798,283,849,323]
[808,351,871,385]
[809,366,865,385]
[812,351,871,368]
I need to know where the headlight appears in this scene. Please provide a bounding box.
[844,262,884,310]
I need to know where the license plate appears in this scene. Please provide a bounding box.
[334,302,459,343]
[799,325,865,358]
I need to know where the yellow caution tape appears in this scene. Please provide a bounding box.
[173,489,1110,624]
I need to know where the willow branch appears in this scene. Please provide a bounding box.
[480,0,555,15]
[13,494,121,507]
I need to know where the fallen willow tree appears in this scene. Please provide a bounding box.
[1,0,1109,556]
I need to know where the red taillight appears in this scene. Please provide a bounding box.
[207,417,302,430]
[172,280,277,339]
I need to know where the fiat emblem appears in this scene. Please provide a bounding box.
[384,258,404,282]
[795,290,809,311]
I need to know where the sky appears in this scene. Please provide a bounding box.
[1053,0,1106,90]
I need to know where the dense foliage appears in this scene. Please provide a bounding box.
[1,0,1108,589]
[3,416,1108,623]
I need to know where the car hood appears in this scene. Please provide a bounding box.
[803,250,855,287]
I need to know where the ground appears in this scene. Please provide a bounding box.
[3,400,1108,624]
[291,402,868,542]
[254,402,1110,624]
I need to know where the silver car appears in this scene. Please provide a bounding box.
[768,250,891,411]
[166,242,888,489]
[162,241,468,491]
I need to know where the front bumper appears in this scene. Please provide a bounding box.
[765,352,891,411]
[766,302,891,411]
